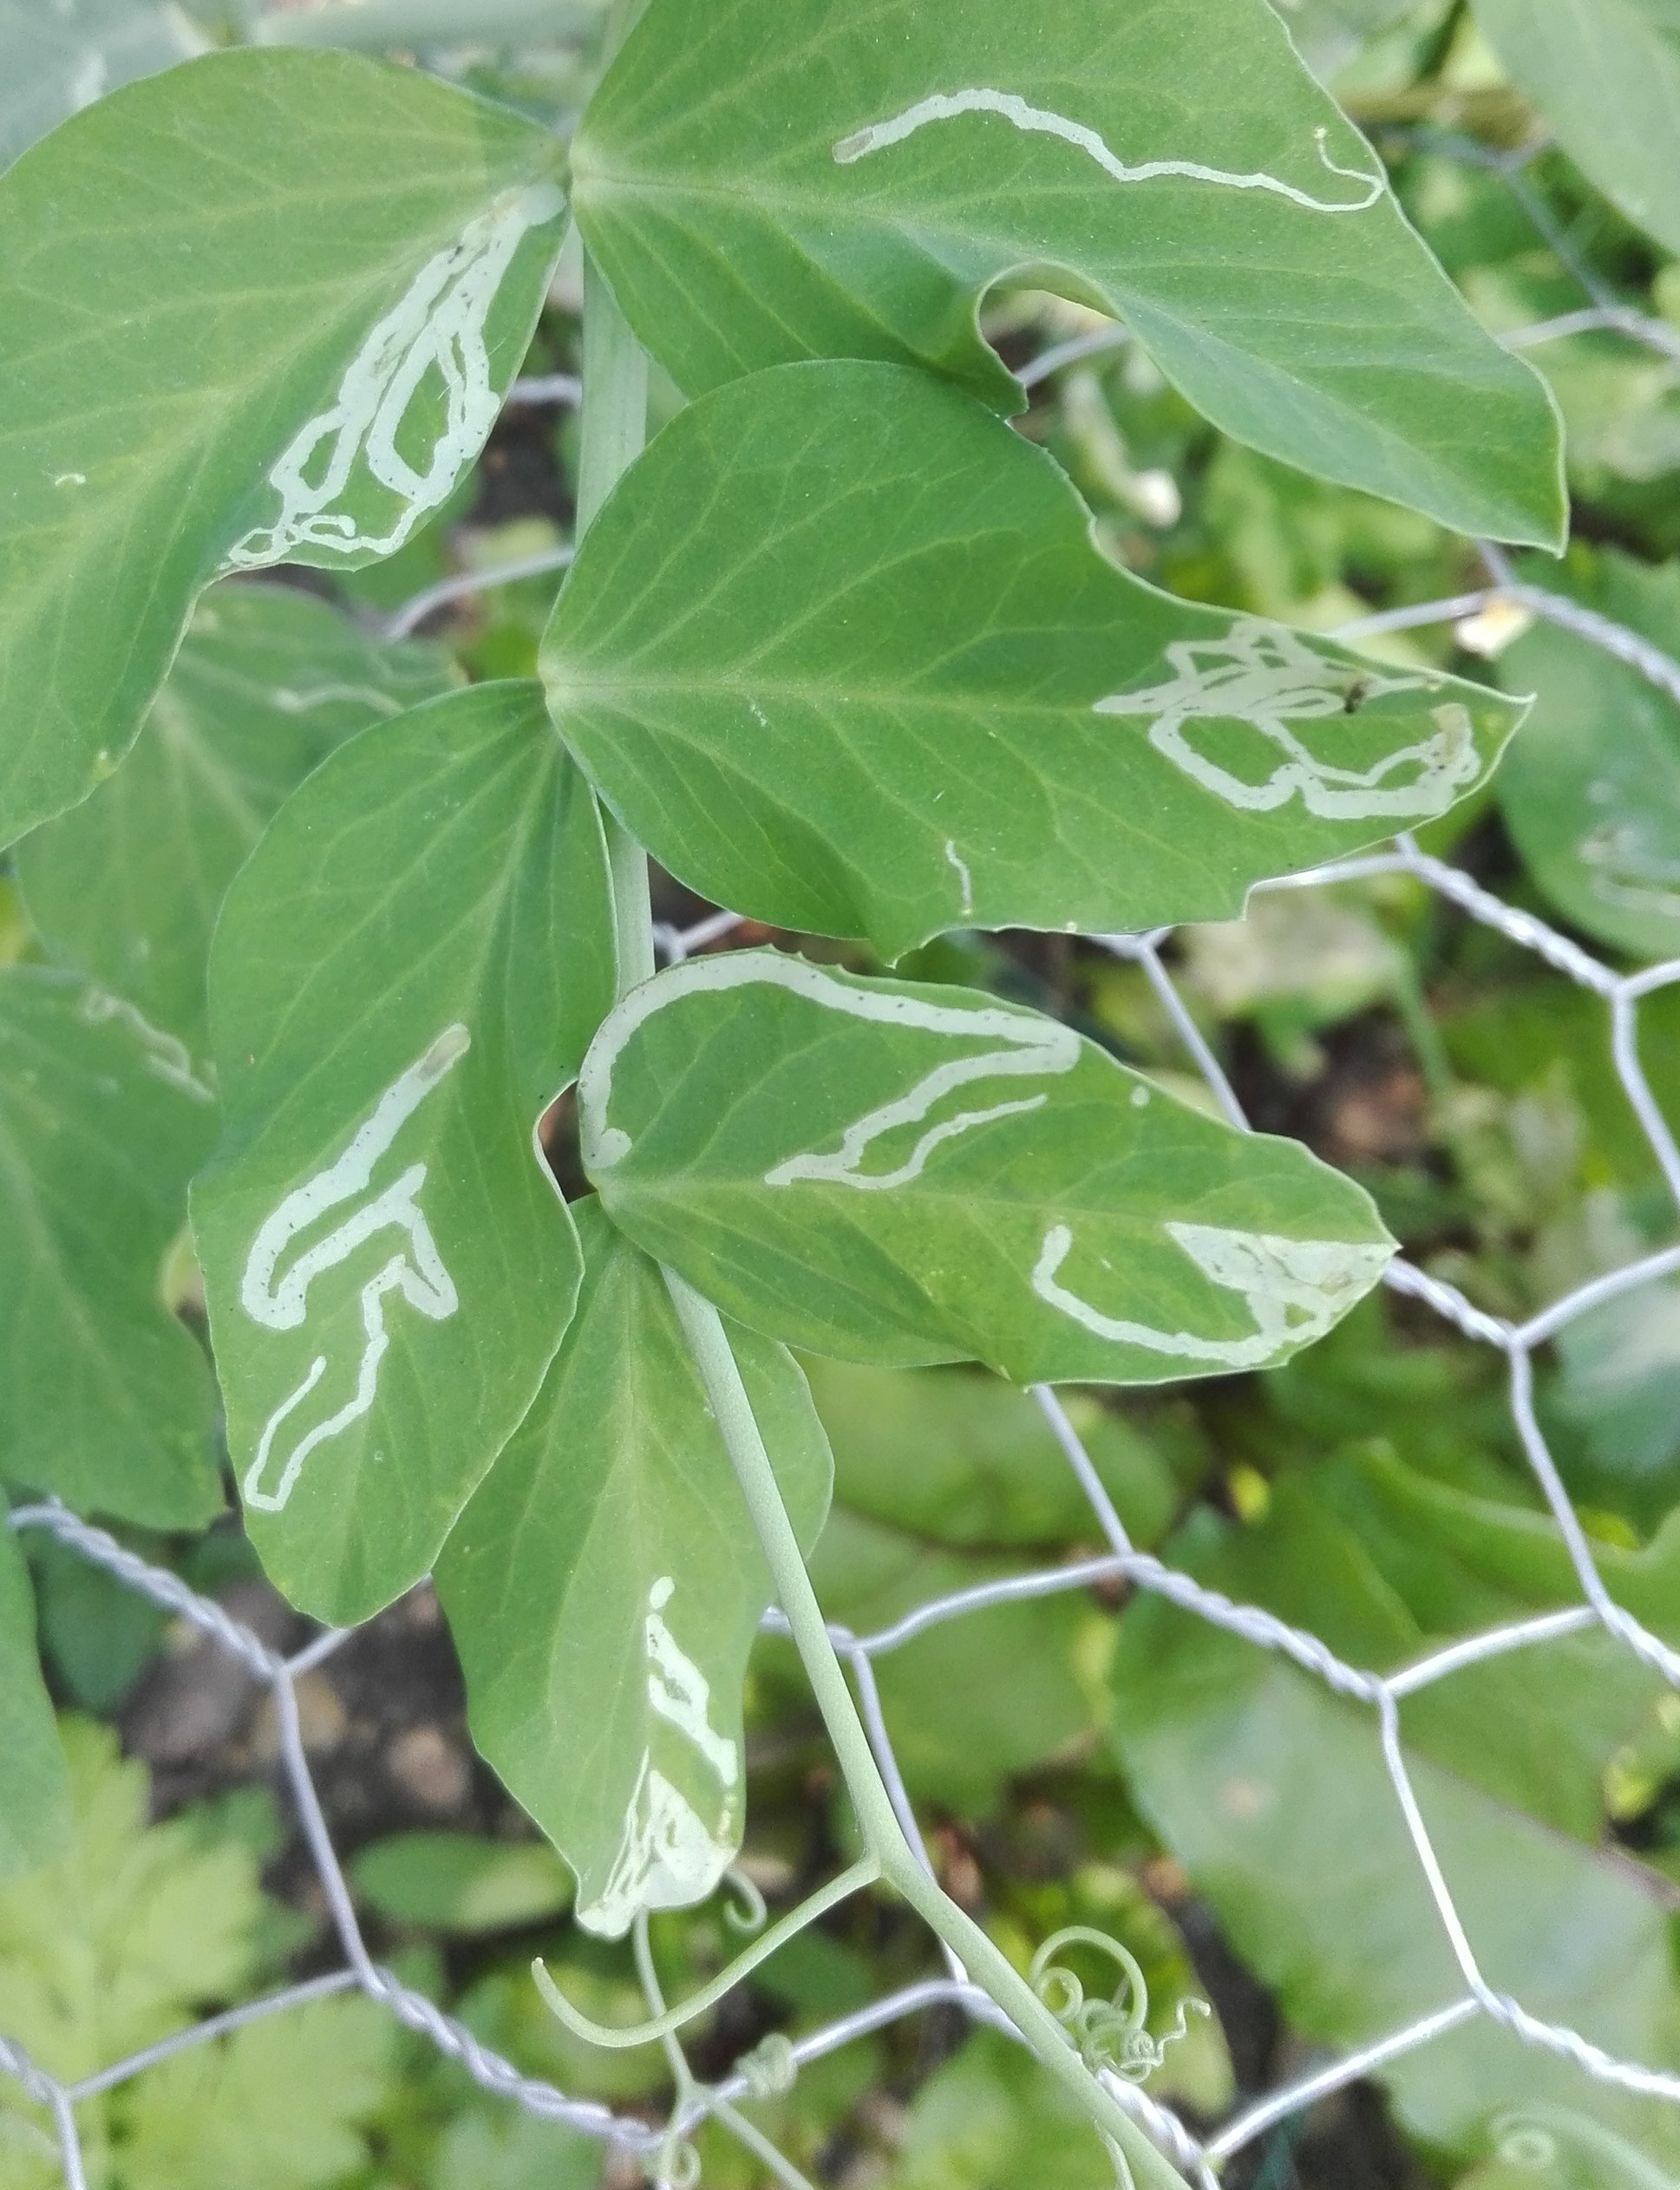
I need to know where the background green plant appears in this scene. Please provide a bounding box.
[1,2,1678,2187]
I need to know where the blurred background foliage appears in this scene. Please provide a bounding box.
[4,0,1680,2185]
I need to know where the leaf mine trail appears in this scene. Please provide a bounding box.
[833,89,1385,215]
[239,1023,468,1513]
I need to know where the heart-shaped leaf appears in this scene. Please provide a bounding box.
[571,0,1564,541]
[17,584,458,1059]
[436,1200,831,1937]
[0,48,566,846]
[0,969,219,1526]
[193,683,618,1624]
[579,951,1394,1382]
[545,364,1524,960]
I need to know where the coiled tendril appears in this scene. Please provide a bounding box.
[1028,1925,1209,2082]
[722,1867,768,1935]
[653,2125,702,2190]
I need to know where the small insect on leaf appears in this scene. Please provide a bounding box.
[544,363,1526,959]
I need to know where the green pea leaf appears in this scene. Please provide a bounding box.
[1112,1455,1680,2164]
[0,969,219,1527]
[192,683,618,1625]
[436,1200,832,1938]
[544,365,1523,960]
[0,0,205,169]
[570,0,1564,543]
[1497,551,1680,962]
[1552,1277,1680,1532]
[28,1533,167,1713]
[579,951,1393,1382]
[349,1831,572,1935]
[0,1523,70,1884]
[1454,2115,1680,2190]
[427,2109,606,2190]
[1473,0,1680,259]
[0,48,568,847]
[884,2029,1117,2190]
[801,1356,1183,1552]
[253,0,596,46]
[800,1507,1103,1808]
[16,585,458,1060]
[1271,0,1420,81]
[775,1357,1181,1808]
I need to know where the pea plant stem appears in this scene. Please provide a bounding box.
[577,251,655,996]
[572,209,1190,2190]
[664,1271,1190,2190]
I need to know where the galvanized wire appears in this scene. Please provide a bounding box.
[7,130,1680,2190]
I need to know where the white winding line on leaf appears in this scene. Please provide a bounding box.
[1095,619,1481,820]
[833,89,1385,215]
[222,180,563,572]
[944,838,975,916]
[238,1023,468,1514]
[76,989,213,1102]
[270,683,409,717]
[1032,1221,1391,1369]
[583,1578,741,1937]
[579,951,1079,1186]
[1579,814,1680,922]
[579,955,1385,1367]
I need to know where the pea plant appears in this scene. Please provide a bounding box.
[0,0,1614,2182]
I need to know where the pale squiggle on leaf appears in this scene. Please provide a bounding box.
[833,89,1385,215]
[582,1578,741,1938]
[222,181,563,572]
[239,1023,467,1513]
[1579,816,1680,922]
[579,951,1078,1180]
[1032,1219,1391,1368]
[582,955,1385,1375]
[270,683,409,718]
[742,966,1075,1191]
[76,987,213,1102]
[1095,620,1481,820]
[944,837,974,916]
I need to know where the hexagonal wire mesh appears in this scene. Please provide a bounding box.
[6,125,1680,2190]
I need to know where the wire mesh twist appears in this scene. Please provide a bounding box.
[7,121,1680,2190]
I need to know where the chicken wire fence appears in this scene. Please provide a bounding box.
[5,120,1680,2190]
